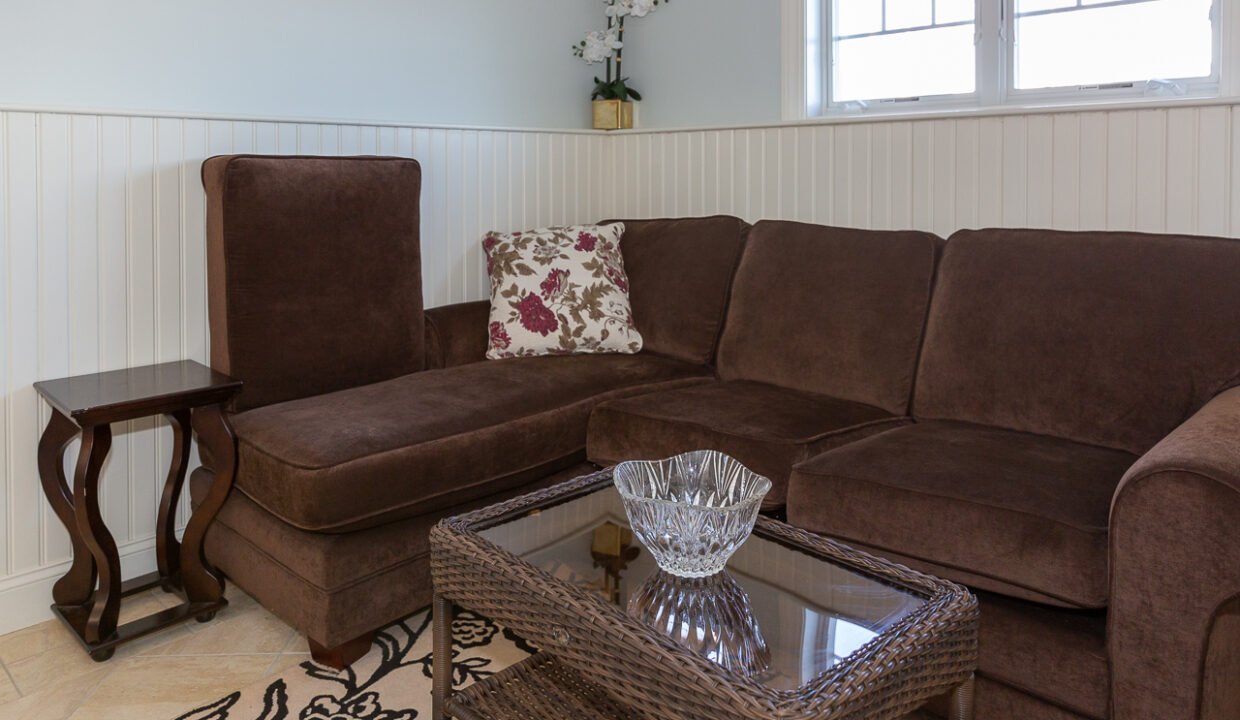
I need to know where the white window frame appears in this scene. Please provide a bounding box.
[822,0,986,114]
[800,0,1223,119]
[1005,0,1221,104]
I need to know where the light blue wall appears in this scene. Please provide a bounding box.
[0,0,783,130]
[0,0,603,128]
[617,0,782,128]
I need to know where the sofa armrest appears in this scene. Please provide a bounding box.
[424,300,491,369]
[1108,386,1240,720]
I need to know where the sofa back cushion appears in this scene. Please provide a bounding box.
[716,221,941,415]
[202,155,424,412]
[607,216,749,365]
[915,228,1240,454]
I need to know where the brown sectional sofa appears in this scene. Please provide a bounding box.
[197,155,1240,719]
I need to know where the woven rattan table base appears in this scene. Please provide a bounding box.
[447,652,945,720]
[432,471,977,720]
[447,653,649,720]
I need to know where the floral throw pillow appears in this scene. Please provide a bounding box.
[483,224,643,359]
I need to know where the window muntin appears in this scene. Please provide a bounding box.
[830,0,977,103]
[1013,0,1216,91]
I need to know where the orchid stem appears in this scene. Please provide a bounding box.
[616,16,625,81]
[606,8,614,85]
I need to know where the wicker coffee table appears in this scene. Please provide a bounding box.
[430,470,978,720]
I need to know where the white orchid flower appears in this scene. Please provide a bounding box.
[573,0,665,68]
[605,1,631,18]
[627,0,659,17]
[579,29,623,64]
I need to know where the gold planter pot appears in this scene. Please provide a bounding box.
[593,99,634,130]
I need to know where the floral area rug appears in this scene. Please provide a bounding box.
[172,608,534,720]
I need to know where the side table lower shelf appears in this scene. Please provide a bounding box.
[52,570,227,662]
[447,653,648,720]
[447,654,950,720]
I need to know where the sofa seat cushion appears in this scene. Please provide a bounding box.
[232,354,710,533]
[786,421,1137,608]
[587,380,906,510]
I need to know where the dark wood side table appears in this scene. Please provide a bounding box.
[33,360,242,661]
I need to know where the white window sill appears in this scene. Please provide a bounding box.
[613,93,1240,135]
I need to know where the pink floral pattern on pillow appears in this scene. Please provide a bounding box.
[488,321,512,351]
[483,224,642,359]
[515,293,559,336]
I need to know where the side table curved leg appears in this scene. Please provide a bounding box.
[38,409,95,606]
[156,410,192,589]
[183,404,236,605]
[73,424,118,644]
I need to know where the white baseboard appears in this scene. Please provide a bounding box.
[0,537,161,636]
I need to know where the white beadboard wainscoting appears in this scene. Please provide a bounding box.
[3,101,1240,634]
[606,105,1238,238]
[0,109,609,633]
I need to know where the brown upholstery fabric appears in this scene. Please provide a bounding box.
[1203,597,1240,720]
[425,300,490,369]
[975,675,1095,720]
[787,421,1136,608]
[191,463,597,647]
[915,228,1240,455]
[975,592,1109,720]
[716,221,940,415]
[587,380,904,509]
[605,216,749,365]
[202,155,425,412]
[1109,387,1240,720]
[811,542,1107,720]
[230,354,710,533]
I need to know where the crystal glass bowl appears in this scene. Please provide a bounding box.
[628,570,771,675]
[614,451,771,578]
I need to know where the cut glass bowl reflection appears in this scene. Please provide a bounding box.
[628,569,771,676]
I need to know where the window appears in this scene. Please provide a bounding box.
[806,0,1219,116]
[1012,0,1216,92]
[832,0,976,104]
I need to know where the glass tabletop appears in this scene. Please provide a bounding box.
[478,484,924,691]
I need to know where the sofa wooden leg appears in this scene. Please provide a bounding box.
[308,631,376,669]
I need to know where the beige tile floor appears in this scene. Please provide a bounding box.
[0,587,307,720]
